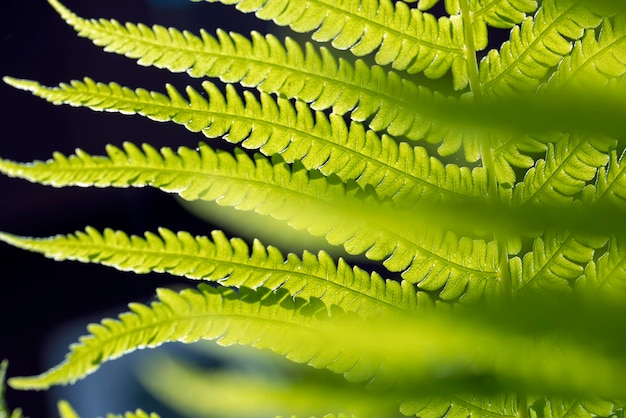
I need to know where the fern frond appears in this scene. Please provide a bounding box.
[400,393,518,418]
[545,16,626,89]
[443,0,537,28]
[402,395,619,418]
[7,285,384,390]
[0,143,499,300]
[10,286,626,399]
[511,135,612,206]
[0,227,418,317]
[2,77,487,204]
[582,150,626,213]
[472,0,538,28]
[530,398,618,418]
[46,0,455,143]
[509,230,606,295]
[191,0,470,89]
[577,237,626,297]
[479,0,603,95]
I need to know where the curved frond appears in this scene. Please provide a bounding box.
[8,285,374,389]
[11,285,626,399]
[0,143,499,301]
[0,227,418,317]
[509,230,606,295]
[545,16,626,89]
[479,0,603,96]
[46,0,457,143]
[2,77,488,205]
[191,0,469,89]
[511,135,612,207]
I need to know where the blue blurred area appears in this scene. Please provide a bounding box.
[147,0,193,9]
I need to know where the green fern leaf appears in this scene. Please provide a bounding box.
[577,237,626,297]
[2,77,487,205]
[7,285,386,390]
[0,227,418,317]
[472,0,538,28]
[545,15,626,89]
[0,142,500,301]
[11,285,626,399]
[528,398,618,418]
[46,0,455,143]
[509,230,606,295]
[5,0,626,415]
[442,0,538,31]
[400,393,519,418]
[192,0,470,89]
[582,150,626,211]
[479,0,603,95]
[511,135,613,206]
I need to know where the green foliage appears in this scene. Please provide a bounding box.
[2,0,626,417]
[57,400,159,418]
[0,361,22,418]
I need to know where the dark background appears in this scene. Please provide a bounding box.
[0,1,267,417]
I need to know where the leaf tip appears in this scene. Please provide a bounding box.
[57,400,80,418]
[47,0,73,19]
[2,77,39,92]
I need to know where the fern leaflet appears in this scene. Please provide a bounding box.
[192,0,470,89]
[0,227,418,317]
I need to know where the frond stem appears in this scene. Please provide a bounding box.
[459,0,483,101]
[480,140,513,299]
[460,0,512,299]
